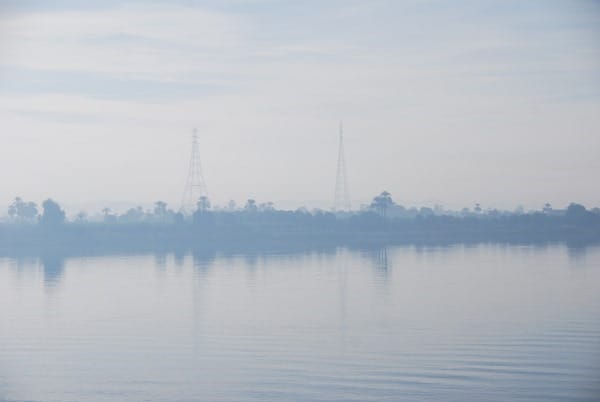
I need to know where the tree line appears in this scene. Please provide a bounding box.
[3,191,599,229]
[1,191,599,256]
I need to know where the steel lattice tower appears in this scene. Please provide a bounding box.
[181,129,209,214]
[333,122,351,211]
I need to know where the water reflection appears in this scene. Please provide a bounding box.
[192,248,217,277]
[565,242,590,262]
[174,248,186,268]
[40,254,65,287]
[4,240,600,291]
[336,248,349,329]
[1,243,600,402]
[154,252,168,271]
[373,247,389,283]
[241,253,259,272]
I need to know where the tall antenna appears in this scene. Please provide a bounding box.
[181,128,209,214]
[333,122,351,211]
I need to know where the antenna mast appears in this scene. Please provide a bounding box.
[181,128,209,214]
[333,122,351,211]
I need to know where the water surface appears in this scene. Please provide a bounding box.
[1,244,599,401]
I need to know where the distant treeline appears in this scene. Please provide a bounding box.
[1,192,600,255]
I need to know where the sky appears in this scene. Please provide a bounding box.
[0,0,599,214]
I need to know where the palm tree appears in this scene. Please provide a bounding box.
[244,199,257,212]
[76,211,87,223]
[197,196,211,213]
[154,201,167,217]
[371,191,394,217]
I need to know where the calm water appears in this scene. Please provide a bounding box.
[1,244,599,402]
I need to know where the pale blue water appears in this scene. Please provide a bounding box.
[1,244,599,401]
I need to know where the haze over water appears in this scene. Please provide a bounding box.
[1,243,599,402]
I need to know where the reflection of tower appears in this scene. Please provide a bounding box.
[376,248,389,274]
[371,247,390,286]
[333,122,351,211]
[181,129,209,214]
[337,247,349,330]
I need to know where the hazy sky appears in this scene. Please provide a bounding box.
[1,0,599,213]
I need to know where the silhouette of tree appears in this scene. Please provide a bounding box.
[193,197,215,227]
[245,199,257,212]
[102,207,117,223]
[154,201,167,214]
[259,201,275,212]
[419,207,434,217]
[40,199,66,226]
[120,207,144,223]
[2,194,600,250]
[8,197,38,222]
[370,191,394,217]
[75,211,88,223]
[7,199,17,219]
[197,196,211,213]
[154,201,168,222]
[566,203,589,221]
[174,211,184,224]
